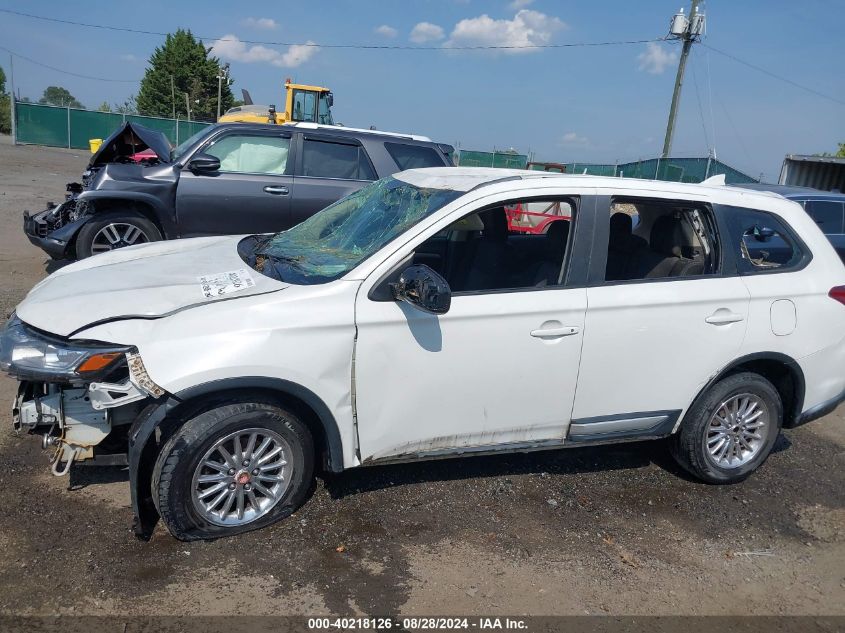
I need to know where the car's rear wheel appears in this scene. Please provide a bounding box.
[75,211,162,258]
[670,372,782,484]
[152,402,314,541]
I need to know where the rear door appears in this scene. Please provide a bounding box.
[291,134,377,225]
[175,129,294,237]
[570,193,750,439]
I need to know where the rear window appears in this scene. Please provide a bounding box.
[384,142,445,170]
[725,207,806,272]
[301,139,376,180]
[804,200,844,234]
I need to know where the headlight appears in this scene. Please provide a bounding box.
[0,315,129,382]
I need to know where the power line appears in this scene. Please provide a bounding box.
[0,46,140,83]
[702,42,845,107]
[0,8,662,50]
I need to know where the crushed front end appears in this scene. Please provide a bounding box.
[23,184,92,259]
[2,315,164,474]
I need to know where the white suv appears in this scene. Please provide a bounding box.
[3,168,845,540]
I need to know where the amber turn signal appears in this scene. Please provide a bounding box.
[77,352,123,373]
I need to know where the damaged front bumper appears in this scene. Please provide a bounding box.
[23,195,90,260]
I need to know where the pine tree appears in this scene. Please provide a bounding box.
[136,29,234,121]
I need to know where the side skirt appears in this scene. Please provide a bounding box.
[361,411,680,467]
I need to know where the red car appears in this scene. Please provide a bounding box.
[505,200,572,234]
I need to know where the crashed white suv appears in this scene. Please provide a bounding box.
[3,168,845,540]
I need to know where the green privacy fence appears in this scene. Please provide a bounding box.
[457,149,529,169]
[555,157,757,184]
[14,102,212,150]
[571,157,758,184]
[457,148,756,184]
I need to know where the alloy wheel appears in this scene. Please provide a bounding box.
[704,393,770,468]
[191,428,291,527]
[91,222,150,253]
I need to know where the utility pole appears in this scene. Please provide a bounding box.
[216,63,229,121]
[661,0,705,158]
[184,92,191,121]
[170,75,176,120]
[8,54,15,144]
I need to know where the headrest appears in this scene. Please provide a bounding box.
[650,215,684,258]
[480,208,509,241]
[610,212,633,238]
[546,219,570,243]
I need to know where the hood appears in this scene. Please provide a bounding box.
[89,122,172,167]
[16,236,287,338]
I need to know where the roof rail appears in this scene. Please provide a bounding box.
[467,175,525,192]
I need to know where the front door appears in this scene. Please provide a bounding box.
[353,193,591,462]
[176,130,294,237]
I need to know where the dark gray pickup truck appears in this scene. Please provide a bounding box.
[24,121,455,260]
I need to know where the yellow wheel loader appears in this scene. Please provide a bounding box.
[219,79,334,125]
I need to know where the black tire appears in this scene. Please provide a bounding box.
[75,211,162,258]
[670,372,782,484]
[152,402,314,541]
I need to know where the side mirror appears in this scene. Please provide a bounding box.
[751,225,776,242]
[390,264,451,315]
[188,153,220,173]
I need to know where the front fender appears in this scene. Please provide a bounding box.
[127,377,346,540]
[78,190,177,238]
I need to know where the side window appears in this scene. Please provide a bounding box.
[292,90,317,122]
[505,200,573,234]
[301,139,376,180]
[725,207,805,272]
[805,200,844,234]
[414,199,577,293]
[204,135,290,175]
[604,198,719,282]
[384,143,444,170]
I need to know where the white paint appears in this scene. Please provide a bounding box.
[10,170,845,471]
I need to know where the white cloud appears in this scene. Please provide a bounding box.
[374,24,398,38]
[508,0,534,9]
[241,17,278,30]
[119,53,139,62]
[410,22,445,44]
[561,132,589,146]
[211,35,318,68]
[637,42,678,74]
[445,10,566,53]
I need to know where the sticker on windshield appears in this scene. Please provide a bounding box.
[198,269,256,299]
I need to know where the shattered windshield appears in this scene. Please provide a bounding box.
[244,177,462,284]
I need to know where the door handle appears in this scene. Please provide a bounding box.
[263,185,289,195]
[530,326,580,338]
[705,310,745,325]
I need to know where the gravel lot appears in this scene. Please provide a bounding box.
[0,133,843,617]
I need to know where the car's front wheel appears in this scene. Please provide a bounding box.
[75,211,162,258]
[152,402,314,541]
[670,372,782,484]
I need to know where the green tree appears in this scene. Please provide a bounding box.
[39,86,83,108]
[114,95,138,115]
[837,143,845,159]
[97,101,112,112]
[136,29,234,120]
[0,66,9,134]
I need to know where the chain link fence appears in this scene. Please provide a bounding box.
[14,102,212,150]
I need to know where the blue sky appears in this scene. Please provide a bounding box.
[1,0,843,181]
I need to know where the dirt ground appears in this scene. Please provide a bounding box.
[0,133,843,618]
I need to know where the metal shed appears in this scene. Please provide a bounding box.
[779,155,845,192]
